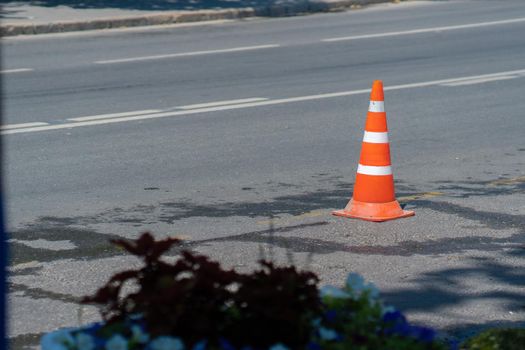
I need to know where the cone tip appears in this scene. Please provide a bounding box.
[370,80,384,101]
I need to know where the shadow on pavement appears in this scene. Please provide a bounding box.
[8,175,525,341]
[383,253,525,311]
[381,252,525,341]
[376,179,525,339]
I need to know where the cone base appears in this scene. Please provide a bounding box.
[332,199,414,222]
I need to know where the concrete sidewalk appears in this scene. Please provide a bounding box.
[0,0,402,36]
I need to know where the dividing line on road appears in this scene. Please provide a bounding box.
[0,122,49,130]
[67,109,162,122]
[94,44,281,64]
[322,17,525,42]
[3,67,525,135]
[440,75,516,87]
[177,97,268,110]
[437,69,525,87]
[0,68,34,74]
[6,16,525,71]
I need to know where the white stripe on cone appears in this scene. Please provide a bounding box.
[357,164,392,176]
[368,100,385,112]
[363,131,389,143]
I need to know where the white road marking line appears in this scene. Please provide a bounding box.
[322,17,525,42]
[440,75,516,86]
[177,97,268,110]
[0,122,49,130]
[95,44,280,64]
[4,67,525,135]
[382,68,525,91]
[68,109,162,122]
[0,68,34,74]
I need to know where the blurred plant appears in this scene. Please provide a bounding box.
[460,328,525,350]
[311,273,447,350]
[42,232,454,350]
[81,232,320,349]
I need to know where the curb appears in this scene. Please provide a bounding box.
[0,0,401,37]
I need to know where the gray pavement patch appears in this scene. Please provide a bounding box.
[382,254,525,321]
[5,180,358,229]
[8,261,43,274]
[8,238,77,251]
[9,256,142,298]
[9,226,123,265]
[9,333,42,350]
[191,236,525,339]
[9,292,100,338]
[432,177,525,199]
[7,175,523,265]
[349,236,525,256]
[414,200,524,230]
[189,221,336,253]
[198,209,524,257]
[156,182,404,222]
[9,282,79,304]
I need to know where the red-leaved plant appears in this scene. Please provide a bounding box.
[82,233,321,349]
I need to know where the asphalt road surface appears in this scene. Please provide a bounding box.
[3,0,525,348]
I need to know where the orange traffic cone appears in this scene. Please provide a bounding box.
[332,80,414,222]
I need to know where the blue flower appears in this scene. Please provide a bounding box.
[381,305,396,316]
[219,338,236,350]
[306,342,322,350]
[324,310,337,323]
[82,323,103,335]
[192,340,207,350]
[41,329,75,350]
[345,273,380,299]
[106,335,128,350]
[320,286,350,299]
[387,321,412,337]
[75,333,96,350]
[411,326,436,343]
[448,339,460,350]
[345,273,366,290]
[94,336,107,349]
[383,311,411,337]
[318,327,338,341]
[150,336,184,350]
[382,311,437,343]
[365,283,380,299]
[131,325,149,344]
[382,311,407,325]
